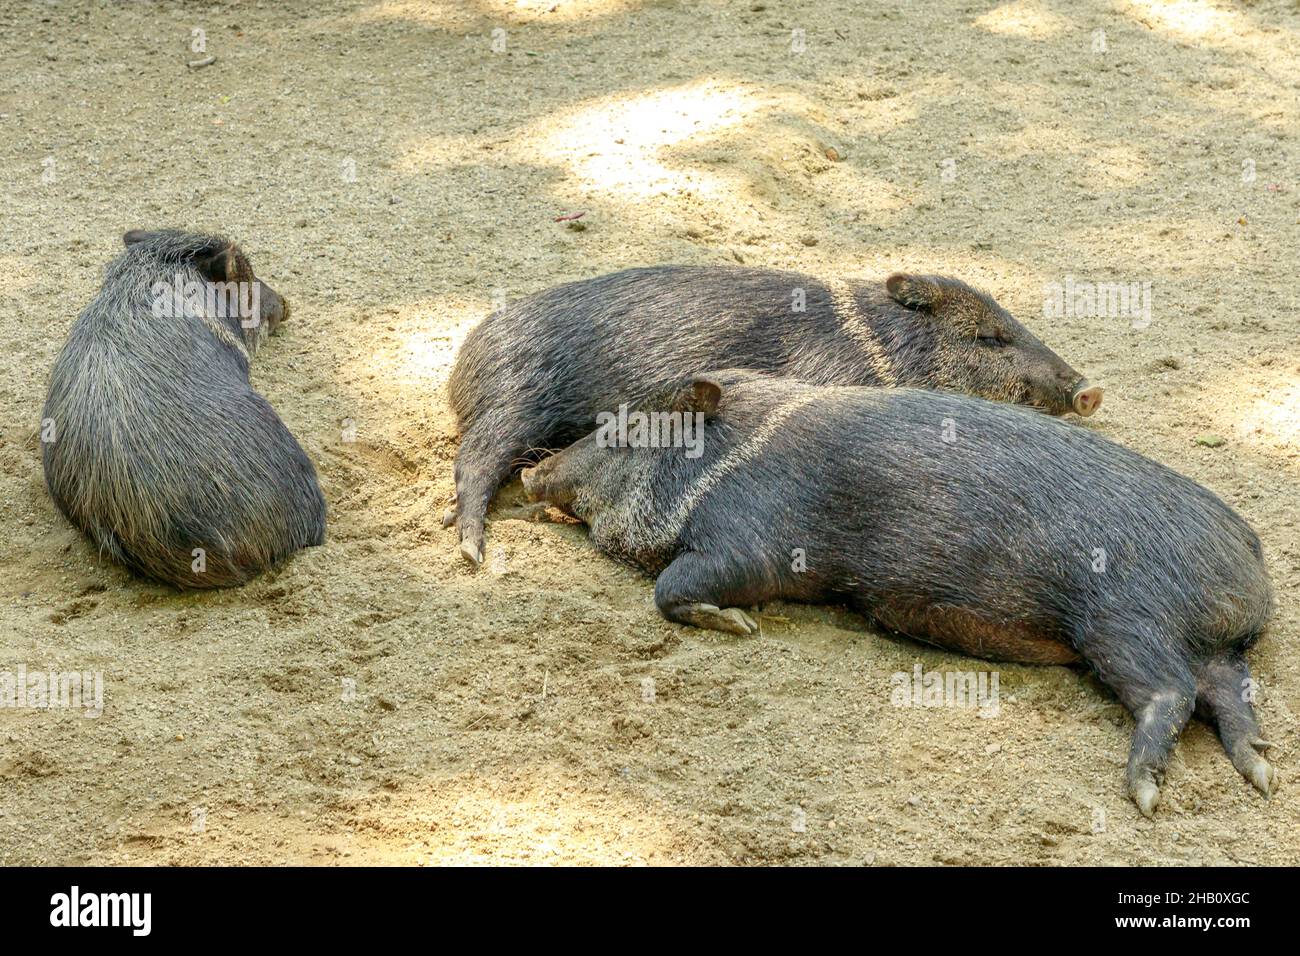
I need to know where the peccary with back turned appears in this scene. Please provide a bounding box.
[41,229,326,588]
[520,371,1273,816]
[447,265,1102,564]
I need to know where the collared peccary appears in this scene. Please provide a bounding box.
[447,265,1102,564]
[41,229,326,588]
[519,371,1273,816]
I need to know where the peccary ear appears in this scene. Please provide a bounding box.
[885,273,942,311]
[672,377,723,417]
[122,230,152,246]
[194,244,238,283]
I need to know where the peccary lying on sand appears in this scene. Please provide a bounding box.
[447,265,1102,564]
[41,229,326,588]
[520,371,1273,816]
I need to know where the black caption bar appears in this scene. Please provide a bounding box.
[0,866,1282,942]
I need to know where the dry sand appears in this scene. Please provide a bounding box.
[1,0,1297,865]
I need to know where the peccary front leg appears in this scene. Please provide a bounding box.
[653,549,769,636]
[1196,656,1277,798]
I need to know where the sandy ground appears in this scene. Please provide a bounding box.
[1,0,1298,866]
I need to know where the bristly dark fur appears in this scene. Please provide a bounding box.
[444,264,1094,563]
[523,372,1274,817]
[41,229,326,588]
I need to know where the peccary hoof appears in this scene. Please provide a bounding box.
[1129,775,1161,819]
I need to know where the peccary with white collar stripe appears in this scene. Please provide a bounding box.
[41,229,326,588]
[520,371,1273,817]
[446,265,1101,564]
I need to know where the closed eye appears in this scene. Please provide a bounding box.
[977,334,1007,347]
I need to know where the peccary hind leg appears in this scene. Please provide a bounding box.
[448,417,529,565]
[654,549,765,636]
[1196,656,1276,798]
[1125,687,1196,818]
[1085,638,1197,817]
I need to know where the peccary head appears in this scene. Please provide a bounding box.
[122,229,289,356]
[521,377,724,520]
[885,273,1102,417]
[520,429,600,515]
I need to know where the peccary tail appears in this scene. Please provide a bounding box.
[1195,652,1277,799]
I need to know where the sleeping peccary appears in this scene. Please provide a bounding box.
[41,229,326,588]
[446,265,1103,564]
[519,371,1274,816]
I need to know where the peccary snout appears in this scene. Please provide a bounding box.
[520,465,541,498]
[521,433,598,513]
[258,279,289,335]
[1072,381,1104,417]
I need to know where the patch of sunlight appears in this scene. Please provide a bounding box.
[338,296,479,396]
[535,80,766,200]
[394,327,462,386]
[395,80,767,202]
[397,79,922,235]
[1236,377,1300,450]
[496,0,640,21]
[973,1,1073,39]
[345,772,707,866]
[1190,365,1300,475]
[1120,0,1237,41]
